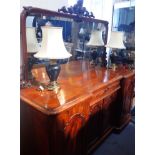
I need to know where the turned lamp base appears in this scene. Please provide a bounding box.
[90,50,98,66]
[46,63,61,91]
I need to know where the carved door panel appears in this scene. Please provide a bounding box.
[63,113,86,155]
[54,113,86,155]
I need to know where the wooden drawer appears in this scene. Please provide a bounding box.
[91,81,120,104]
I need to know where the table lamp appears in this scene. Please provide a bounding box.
[26,27,40,79]
[105,31,126,69]
[34,26,72,91]
[86,29,104,65]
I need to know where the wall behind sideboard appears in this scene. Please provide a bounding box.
[20,0,68,12]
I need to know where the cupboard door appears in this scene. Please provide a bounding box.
[52,98,90,155]
[53,113,86,155]
[87,90,119,151]
[113,74,135,129]
[64,113,86,155]
[100,91,118,135]
[122,75,135,115]
[87,100,103,148]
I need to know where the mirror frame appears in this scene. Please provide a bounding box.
[20,6,109,81]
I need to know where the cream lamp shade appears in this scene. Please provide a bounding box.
[34,26,72,59]
[106,31,126,49]
[26,27,40,53]
[86,30,104,47]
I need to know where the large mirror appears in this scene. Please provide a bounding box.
[112,5,135,49]
[20,6,109,82]
[109,1,135,67]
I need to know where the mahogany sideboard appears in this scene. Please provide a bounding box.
[20,60,135,155]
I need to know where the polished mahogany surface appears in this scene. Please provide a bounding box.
[20,60,134,115]
[21,60,135,155]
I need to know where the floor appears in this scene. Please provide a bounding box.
[91,121,135,155]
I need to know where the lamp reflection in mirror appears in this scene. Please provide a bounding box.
[26,27,40,79]
[34,26,72,91]
[26,27,39,53]
[77,27,86,57]
[105,31,126,69]
[86,29,104,65]
[79,27,85,35]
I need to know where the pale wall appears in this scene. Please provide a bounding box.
[20,0,68,12]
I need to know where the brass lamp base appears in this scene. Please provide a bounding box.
[47,81,60,91]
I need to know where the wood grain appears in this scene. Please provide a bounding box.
[20,60,135,155]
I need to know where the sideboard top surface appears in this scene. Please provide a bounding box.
[20,60,134,115]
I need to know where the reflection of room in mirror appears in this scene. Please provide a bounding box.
[26,16,35,27]
[64,42,73,53]
[32,66,50,84]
